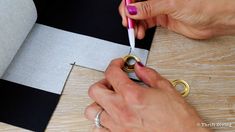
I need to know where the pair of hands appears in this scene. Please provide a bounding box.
[83,0,235,131]
[85,59,211,132]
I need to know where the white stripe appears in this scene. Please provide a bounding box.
[3,24,149,94]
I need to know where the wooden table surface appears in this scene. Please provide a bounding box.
[1,27,235,132]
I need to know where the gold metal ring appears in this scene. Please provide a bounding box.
[123,55,141,73]
[171,80,190,97]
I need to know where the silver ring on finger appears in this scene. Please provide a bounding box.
[94,109,104,128]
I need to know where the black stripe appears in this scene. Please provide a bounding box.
[0,79,60,132]
[33,0,155,50]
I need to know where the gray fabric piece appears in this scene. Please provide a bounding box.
[3,24,148,94]
[0,0,37,77]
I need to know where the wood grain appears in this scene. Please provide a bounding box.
[1,27,235,131]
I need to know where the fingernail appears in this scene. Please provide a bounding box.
[137,62,144,67]
[127,5,137,15]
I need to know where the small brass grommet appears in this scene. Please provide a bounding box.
[171,80,190,97]
[123,55,141,73]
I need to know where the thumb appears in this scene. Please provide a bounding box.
[134,62,173,91]
[125,1,170,20]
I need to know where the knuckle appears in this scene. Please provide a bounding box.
[105,62,116,77]
[84,105,93,120]
[125,85,145,105]
[104,67,112,80]
[88,83,100,98]
[118,4,123,13]
[88,84,95,98]
[105,63,121,79]
[140,2,152,18]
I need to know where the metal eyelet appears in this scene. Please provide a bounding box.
[171,80,190,97]
[123,55,141,73]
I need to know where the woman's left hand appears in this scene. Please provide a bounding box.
[84,58,210,132]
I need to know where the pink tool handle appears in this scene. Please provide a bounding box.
[125,0,134,29]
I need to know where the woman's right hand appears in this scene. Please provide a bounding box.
[119,0,235,39]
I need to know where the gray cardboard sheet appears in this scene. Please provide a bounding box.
[0,0,37,77]
[3,24,149,94]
